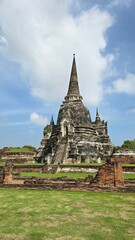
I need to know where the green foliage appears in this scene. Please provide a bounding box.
[121,139,135,149]
[23,145,37,152]
[0,189,135,240]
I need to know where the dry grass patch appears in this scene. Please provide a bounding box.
[55,236,85,240]
[128,223,135,238]
[0,233,27,240]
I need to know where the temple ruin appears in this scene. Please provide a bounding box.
[36,55,114,164]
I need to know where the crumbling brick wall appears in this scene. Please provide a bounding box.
[91,159,124,187]
[113,155,135,164]
[2,161,13,184]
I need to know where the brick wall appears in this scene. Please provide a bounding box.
[113,155,135,164]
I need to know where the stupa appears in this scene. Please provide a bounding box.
[36,55,114,163]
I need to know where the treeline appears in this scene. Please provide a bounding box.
[121,140,135,149]
[22,145,37,152]
[0,145,37,154]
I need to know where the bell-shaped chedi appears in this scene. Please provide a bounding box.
[36,55,114,164]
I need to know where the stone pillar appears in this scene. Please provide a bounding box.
[3,161,13,184]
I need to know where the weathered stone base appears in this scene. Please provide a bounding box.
[0,183,135,193]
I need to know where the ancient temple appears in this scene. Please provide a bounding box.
[36,55,114,164]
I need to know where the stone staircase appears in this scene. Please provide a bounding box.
[52,137,68,163]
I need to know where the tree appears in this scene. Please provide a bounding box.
[22,145,37,152]
[121,140,135,149]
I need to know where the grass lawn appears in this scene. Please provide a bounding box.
[123,173,135,179]
[14,163,44,166]
[20,172,135,179]
[122,164,135,167]
[0,162,5,166]
[0,189,135,240]
[5,147,35,154]
[21,172,91,178]
[1,161,135,167]
[62,163,104,166]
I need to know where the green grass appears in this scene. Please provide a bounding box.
[14,163,44,166]
[62,162,104,166]
[5,147,35,154]
[20,172,135,179]
[122,164,135,167]
[0,189,135,240]
[0,162,102,167]
[123,173,135,179]
[0,161,5,166]
[21,172,91,178]
[81,162,103,166]
[1,161,135,167]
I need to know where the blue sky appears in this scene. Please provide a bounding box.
[0,0,135,148]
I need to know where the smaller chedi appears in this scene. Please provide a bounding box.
[36,55,114,164]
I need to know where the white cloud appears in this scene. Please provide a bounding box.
[110,73,135,94]
[0,35,7,48]
[0,0,114,106]
[30,112,48,126]
[109,0,132,8]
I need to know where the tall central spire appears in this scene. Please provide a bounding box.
[65,54,82,101]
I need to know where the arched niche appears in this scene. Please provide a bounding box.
[61,120,69,137]
[61,119,74,137]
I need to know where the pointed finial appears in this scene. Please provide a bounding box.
[95,108,101,122]
[96,108,99,117]
[70,53,77,79]
[50,115,54,125]
[65,54,83,101]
